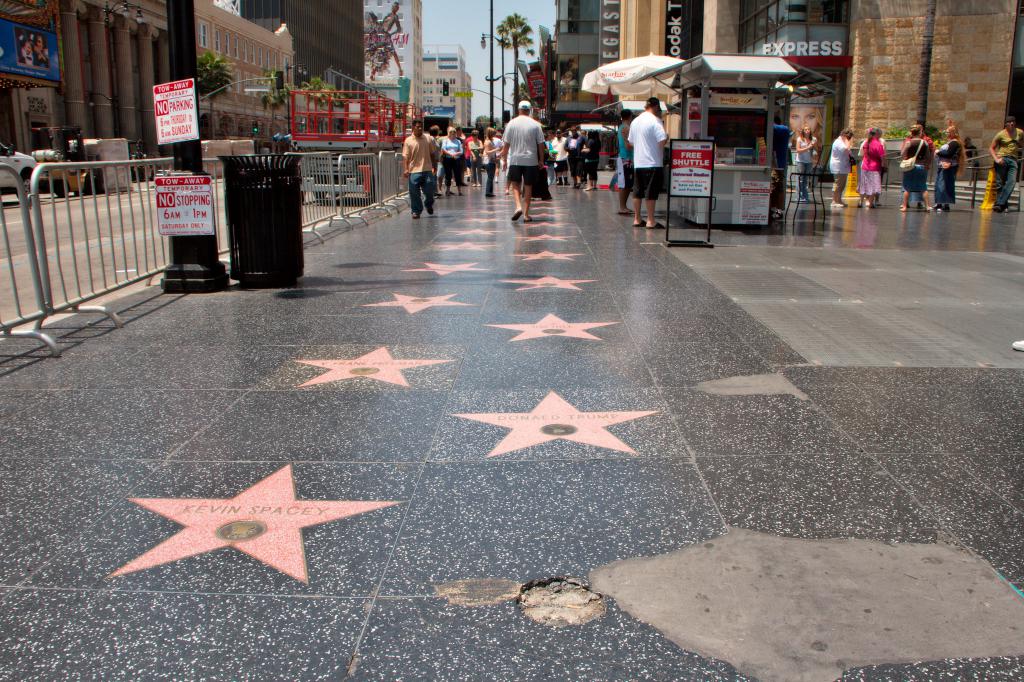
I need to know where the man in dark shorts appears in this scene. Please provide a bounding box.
[628,97,668,228]
[498,101,546,222]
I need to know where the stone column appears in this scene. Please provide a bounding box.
[60,0,88,133]
[86,6,114,137]
[137,26,158,153]
[112,15,137,140]
[156,32,170,84]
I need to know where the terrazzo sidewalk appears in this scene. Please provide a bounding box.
[0,185,1022,681]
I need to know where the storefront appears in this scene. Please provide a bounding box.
[738,0,851,157]
[0,1,62,152]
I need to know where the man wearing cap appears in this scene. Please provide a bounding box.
[499,100,546,222]
[628,97,669,228]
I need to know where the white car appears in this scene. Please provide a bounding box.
[0,142,37,192]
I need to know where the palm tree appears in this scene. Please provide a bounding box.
[260,69,289,111]
[196,51,233,98]
[299,76,334,109]
[497,14,534,111]
[916,0,937,125]
[196,51,232,139]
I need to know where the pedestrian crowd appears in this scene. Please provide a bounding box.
[400,96,672,224]
[770,115,1022,214]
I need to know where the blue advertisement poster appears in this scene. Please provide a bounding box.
[0,17,61,83]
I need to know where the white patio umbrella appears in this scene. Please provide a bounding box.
[580,54,684,100]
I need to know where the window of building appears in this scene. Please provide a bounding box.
[739,0,849,51]
[215,30,220,52]
[234,36,239,58]
[198,22,208,48]
[258,47,263,67]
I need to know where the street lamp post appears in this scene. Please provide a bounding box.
[489,0,494,126]
[161,0,227,294]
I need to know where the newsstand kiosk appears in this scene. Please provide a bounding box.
[644,54,797,233]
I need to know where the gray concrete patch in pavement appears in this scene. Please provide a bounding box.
[695,372,809,400]
[590,527,1024,682]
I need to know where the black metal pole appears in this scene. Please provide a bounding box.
[162,0,227,293]
[501,47,506,125]
[489,0,494,126]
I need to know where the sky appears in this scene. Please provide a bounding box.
[420,0,556,124]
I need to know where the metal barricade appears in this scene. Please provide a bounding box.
[289,151,338,242]
[28,157,176,327]
[205,157,231,255]
[377,150,408,212]
[0,164,59,356]
[335,153,383,224]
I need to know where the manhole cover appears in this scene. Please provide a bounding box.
[542,328,566,334]
[216,520,267,542]
[541,424,577,436]
[519,577,605,627]
[349,367,381,376]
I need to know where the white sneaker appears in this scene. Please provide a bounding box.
[830,202,844,209]
[1013,340,1024,352]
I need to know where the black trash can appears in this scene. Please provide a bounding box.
[219,154,304,287]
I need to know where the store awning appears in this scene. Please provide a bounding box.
[581,54,684,100]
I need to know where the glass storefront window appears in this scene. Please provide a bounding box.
[740,0,849,52]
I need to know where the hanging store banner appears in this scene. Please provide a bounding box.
[599,0,620,65]
[0,16,60,83]
[664,0,690,59]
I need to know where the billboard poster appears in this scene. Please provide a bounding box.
[0,17,60,83]
[423,105,455,118]
[789,96,826,158]
[670,140,714,198]
[364,1,412,90]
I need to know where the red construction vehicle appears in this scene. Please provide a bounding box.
[289,89,419,151]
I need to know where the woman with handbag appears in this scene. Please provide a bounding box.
[900,125,932,212]
[858,128,884,208]
[934,124,966,212]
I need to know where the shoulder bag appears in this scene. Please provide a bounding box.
[900,140,924,171]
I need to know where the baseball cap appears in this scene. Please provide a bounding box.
[518,100,532,111]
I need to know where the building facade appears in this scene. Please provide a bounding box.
[241,0,362,85]
[363,0,422,106]
[196,1,294,144]
[422,44,471,127]
[616,0,1019,146]
[552,0,602,126]
[0,0,293,154]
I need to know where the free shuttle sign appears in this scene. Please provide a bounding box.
[155,175,214,236]
[153,78,200,145]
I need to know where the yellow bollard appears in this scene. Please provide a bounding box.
[980,168,998,210]
[845,166,860,201]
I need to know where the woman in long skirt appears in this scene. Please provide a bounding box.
[900,125,931,212]
[933,124,966,212]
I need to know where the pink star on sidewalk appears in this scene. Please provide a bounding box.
[515,250,583,261]
[295,347,450,387]
[486,313,618,341]
[403,262,490,276]
[110,465,400,583]
[449,229,499,236]
[363,292,474,314]
[454,391,657,457]
[500,276,595,291]
[518,234,575,242]
[434,241,494,252]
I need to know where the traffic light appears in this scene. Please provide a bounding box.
[274,70,284,91]
[442,81,450,97]
[252,120,259,135]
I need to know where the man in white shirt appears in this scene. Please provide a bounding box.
[628,97,669,229]
[498,101,546,222]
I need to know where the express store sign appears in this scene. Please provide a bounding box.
[761,40,845,57]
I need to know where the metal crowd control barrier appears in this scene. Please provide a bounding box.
[289,151,338,242]
[5,151,408,359]
[28,157,179,333]
[0,164,60,356]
